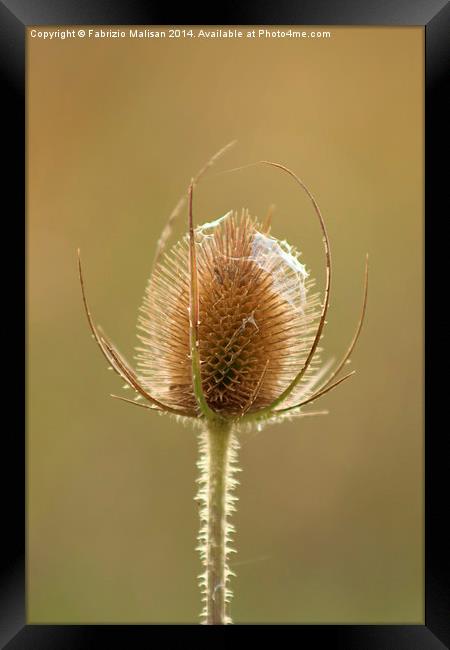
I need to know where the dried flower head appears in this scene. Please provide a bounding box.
[78,144,368,624]
[136,207,324,418]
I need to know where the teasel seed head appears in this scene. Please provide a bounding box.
[136,208,322,418]
[78,145,368,429]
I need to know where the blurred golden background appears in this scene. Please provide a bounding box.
[27,26,423,623]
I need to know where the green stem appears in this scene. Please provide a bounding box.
[197,418,239,625]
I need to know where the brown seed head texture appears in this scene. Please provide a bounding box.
[136,209,322,417]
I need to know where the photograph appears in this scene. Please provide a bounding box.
[26,24,425,626]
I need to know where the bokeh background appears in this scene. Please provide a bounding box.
[27,26,423,623]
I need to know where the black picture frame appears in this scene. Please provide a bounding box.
[4,1,448,646]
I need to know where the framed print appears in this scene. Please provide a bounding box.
[2,0,448,646]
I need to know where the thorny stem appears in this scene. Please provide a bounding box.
[196,418,239,625]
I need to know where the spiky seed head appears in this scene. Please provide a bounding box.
[136,209,322,418]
